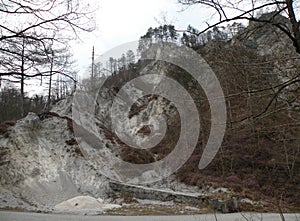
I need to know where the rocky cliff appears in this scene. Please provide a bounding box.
[0,106,110,211]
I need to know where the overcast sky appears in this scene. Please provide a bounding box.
[70,0,216,78]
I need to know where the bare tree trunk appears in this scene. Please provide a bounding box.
[20,75,25,117]
[46,51,54,111]
[56,75,59,100]
[20,39,25,117]
[91,46,95,90]
[286,0,300,54]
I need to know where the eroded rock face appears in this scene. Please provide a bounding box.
[0,60,177,211]
[70,61,184,184]
[0,57,213,212]
[0,111,109,211]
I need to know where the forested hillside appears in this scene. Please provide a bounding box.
[84,13,300,210]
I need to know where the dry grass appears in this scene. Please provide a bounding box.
[105,202,211,215]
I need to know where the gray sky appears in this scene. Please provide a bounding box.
[70,0,216,78]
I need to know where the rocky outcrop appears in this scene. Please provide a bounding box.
[0,110,110,211]
[209,197,238,213]
[0,60,180,211]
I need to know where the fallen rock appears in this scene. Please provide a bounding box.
[209,197,239,213]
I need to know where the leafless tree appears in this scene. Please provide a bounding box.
[0,0,94,43]
[0,0,94,79]
[0,0,94,112]
[178,0,300,54]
